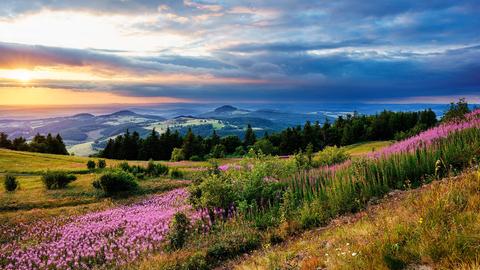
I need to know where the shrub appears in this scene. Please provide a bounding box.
[147,159,169,176]
[94,170,138,196]
[4,174,18,192]
[169,168,184,179]
[42,171,77,189]
[312,146,350,167]
[171,148,185,161]
[189,155,202,161]
[97,159,106,169]
[86,160,96,170]
[166,212,190,251]
[210,144,225,158]
[252,139,275,155]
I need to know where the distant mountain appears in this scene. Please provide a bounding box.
[198,105,332,128]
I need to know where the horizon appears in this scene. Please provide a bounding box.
[0,1,478,106]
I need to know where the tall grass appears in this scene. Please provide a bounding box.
[290,127,480,220]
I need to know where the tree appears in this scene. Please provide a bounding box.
[244,124,256,147]
[442,98,470,122]
[252,139,275,155]
[0,133,12,149]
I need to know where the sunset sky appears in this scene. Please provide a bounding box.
[0,0,478,105]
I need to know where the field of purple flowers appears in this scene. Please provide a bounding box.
[0,188,200,270]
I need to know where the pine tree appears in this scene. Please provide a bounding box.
[244,124,256,147]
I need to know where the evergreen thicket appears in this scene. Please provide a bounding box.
[0,133,68,155]
[100,109,437,161]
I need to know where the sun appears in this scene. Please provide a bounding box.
[0,69,33,82]
[10,70,32,82]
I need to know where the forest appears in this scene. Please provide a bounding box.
[100,109,438,160]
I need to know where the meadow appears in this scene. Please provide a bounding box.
[1,109,479,270]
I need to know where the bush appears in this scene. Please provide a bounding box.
[4,174,18,192]
[86,160,96,170]
[171,148,185,161]
[93,170,138,196]
[210,145,225,158]
[42,171,77,189]
[313,146,350,167]
[169,168,184,179]
[147,159,169,176]
[166,212,190,251]
[97,159,106,169]
[189,155,202,161]
[252,139,275,155]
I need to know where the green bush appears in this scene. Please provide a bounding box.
[210,144,225,158]
[252,139,276,155]
[4,174,18,192]
[166,212,190,251]
[169,168,184,179]
[312,146,350,167]
[42,171,77,189]
[147,159,169,176]
[86,160,96,170]
[189,155,202,161]
[171,148,185,161]
[97,159,106,169]
[93,170,138,196]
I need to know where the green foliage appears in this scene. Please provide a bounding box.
[3,174,18,192]
[210,144,225,158]
[86,160,96,170]
[0,132,68,155]
[147,159,169,176]
[171,148,185,161]
[189,173,237,223]
[169,168,184,179]
[42,171,77,189]
[244,124,256,147]
[97,159,106,169]
[290,127,480,224]
[312,146,350,167]
[189,155,202,161]
[117,160,169,179]
[252,139,275,155]
[166,212,191,251]
[442,98,470,122]
[93,169,138,196]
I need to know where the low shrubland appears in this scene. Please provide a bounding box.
[41,171,77,189]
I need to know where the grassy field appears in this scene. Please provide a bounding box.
[234,170,480,270]
[0,148,226,174]
[343,140,393,156]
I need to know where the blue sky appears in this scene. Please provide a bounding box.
[0,0,478,104]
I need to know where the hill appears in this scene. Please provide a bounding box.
[233,170,480,269]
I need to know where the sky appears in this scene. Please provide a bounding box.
[0,0,478,105]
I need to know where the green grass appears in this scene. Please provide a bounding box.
[0,148,236,174]
[235,171,480,270]
[343,140,393,156]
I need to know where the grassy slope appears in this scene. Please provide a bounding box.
[234,171,480,270]
[0,148,221,174]
[343,140,394,156]
[0,148,199,226]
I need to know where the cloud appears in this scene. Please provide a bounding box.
[0,0,478,103]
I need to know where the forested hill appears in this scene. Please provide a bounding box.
[100,109,437,161]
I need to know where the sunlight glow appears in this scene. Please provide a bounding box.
[0,69,33,82]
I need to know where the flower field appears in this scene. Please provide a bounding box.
[0,188,199,270]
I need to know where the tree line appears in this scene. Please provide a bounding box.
[99,109,438,161]
[0,133,68,155]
